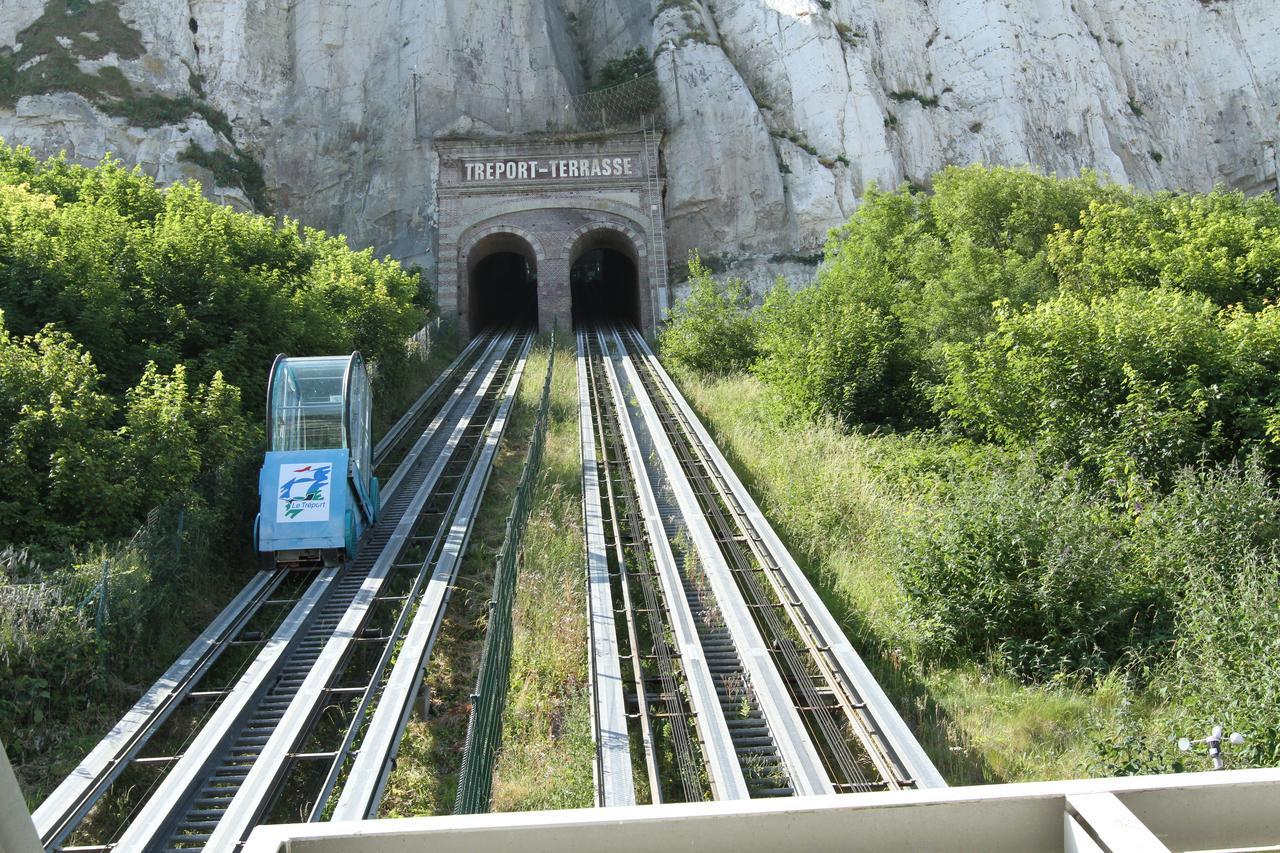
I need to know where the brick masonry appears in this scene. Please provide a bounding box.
[435,132,665,337]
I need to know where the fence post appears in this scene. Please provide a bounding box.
[174,509,186,564]
[95,559,110,677]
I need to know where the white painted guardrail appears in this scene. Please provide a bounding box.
[241,767,1280,853]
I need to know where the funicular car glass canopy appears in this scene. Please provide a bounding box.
[267,354,372,499]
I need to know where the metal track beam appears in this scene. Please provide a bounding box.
[205,333,520,848]
[606,329,833,798]
[596,331,750,801]
[577,330,638,807]
[113,563,339,850]
[329,336,532,821]
[624,331,945,789]
[32,569,284,848]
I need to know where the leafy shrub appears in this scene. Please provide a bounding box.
[659,253,757,375]
[0,140,425,552]
[895,456,1157,680]
[752,166,1118,426]
[754,277,909,425]
[937,288,1280,489]
[1049,190,1280,308]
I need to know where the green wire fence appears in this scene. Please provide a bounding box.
[454,333,557,814]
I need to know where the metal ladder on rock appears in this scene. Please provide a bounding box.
[642,115,669,328]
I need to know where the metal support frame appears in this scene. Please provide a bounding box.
[624,331,944,790]
[115,563,340,849]
[606,329,833,797]
[31,569,285,848]
[577,330,638,807]
[330,335,532,821]
[595,330,749,801]
[206,333,523,848]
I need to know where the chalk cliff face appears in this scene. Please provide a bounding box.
[2,0,1277,292]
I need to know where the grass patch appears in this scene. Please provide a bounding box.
[490,336,593,811]
[380,336,592,815]
[672,371,1108,782]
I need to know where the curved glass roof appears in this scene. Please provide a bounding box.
[268,354,358,453]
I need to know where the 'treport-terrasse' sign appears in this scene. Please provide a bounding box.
[463,156,638,183]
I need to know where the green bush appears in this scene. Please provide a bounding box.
[749,166,1118,426]
[659,253,757,374]
[0,140,426,552]
[754,277,909,425]
[937,288,1280,489]
[895,457,1156,680]
[1049,190,1280,308]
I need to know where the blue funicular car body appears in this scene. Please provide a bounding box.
[256,352,379,569]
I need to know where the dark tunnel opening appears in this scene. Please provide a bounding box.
[571,247,640,328]
[468,250,538,332]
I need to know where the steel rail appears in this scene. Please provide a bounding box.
[203,332,524,849]
[623,342,876,793]
[594,329,751,801]
[605,328,835,798]
[372,331,488,466]
[577,329,639,807]
[379,332,509,504]
[328,334,533,822]
[304,339,526,822]
[112,563,340,851]
[585,330,702,803]
[622,329,945,790]
[115,331,517,851]
[31,569,286,849]
[34,335,516,852]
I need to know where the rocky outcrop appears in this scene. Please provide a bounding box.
[2,0,1277,294]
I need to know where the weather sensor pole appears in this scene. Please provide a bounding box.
[1178,725,1245,771]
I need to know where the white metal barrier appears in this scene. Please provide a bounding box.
[4,736,1277,852]
[241,768,1280,853]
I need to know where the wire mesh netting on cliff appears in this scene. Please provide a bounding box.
[412,72,663,137]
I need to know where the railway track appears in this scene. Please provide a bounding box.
[578,325,945,806]
[35,317,941,850]
[35,328,531,852]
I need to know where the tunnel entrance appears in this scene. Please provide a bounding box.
[570,231,641,329]
[467,234,539,332]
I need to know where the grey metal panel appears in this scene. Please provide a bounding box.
[113,564,340,851]
[206,333,520,849]
[576,330,637,808]
[626,333,946,789]
[329,335,533,821]
[597,331,750,802]
[606,330,834,798]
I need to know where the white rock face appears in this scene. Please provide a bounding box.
[1,0,1277,293]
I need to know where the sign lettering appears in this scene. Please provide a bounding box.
[463,156,636,183]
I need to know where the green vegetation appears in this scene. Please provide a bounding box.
[0,142,429,799]
[662,165,1280,778]
[658,253,756,375]
[591,48,655,91]
[179,143,269,210]
[380,339,592,814]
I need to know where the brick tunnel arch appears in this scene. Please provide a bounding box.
[461,226,545,335]
[565,222,646,328]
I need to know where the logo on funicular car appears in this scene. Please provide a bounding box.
[277,463,332,523]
